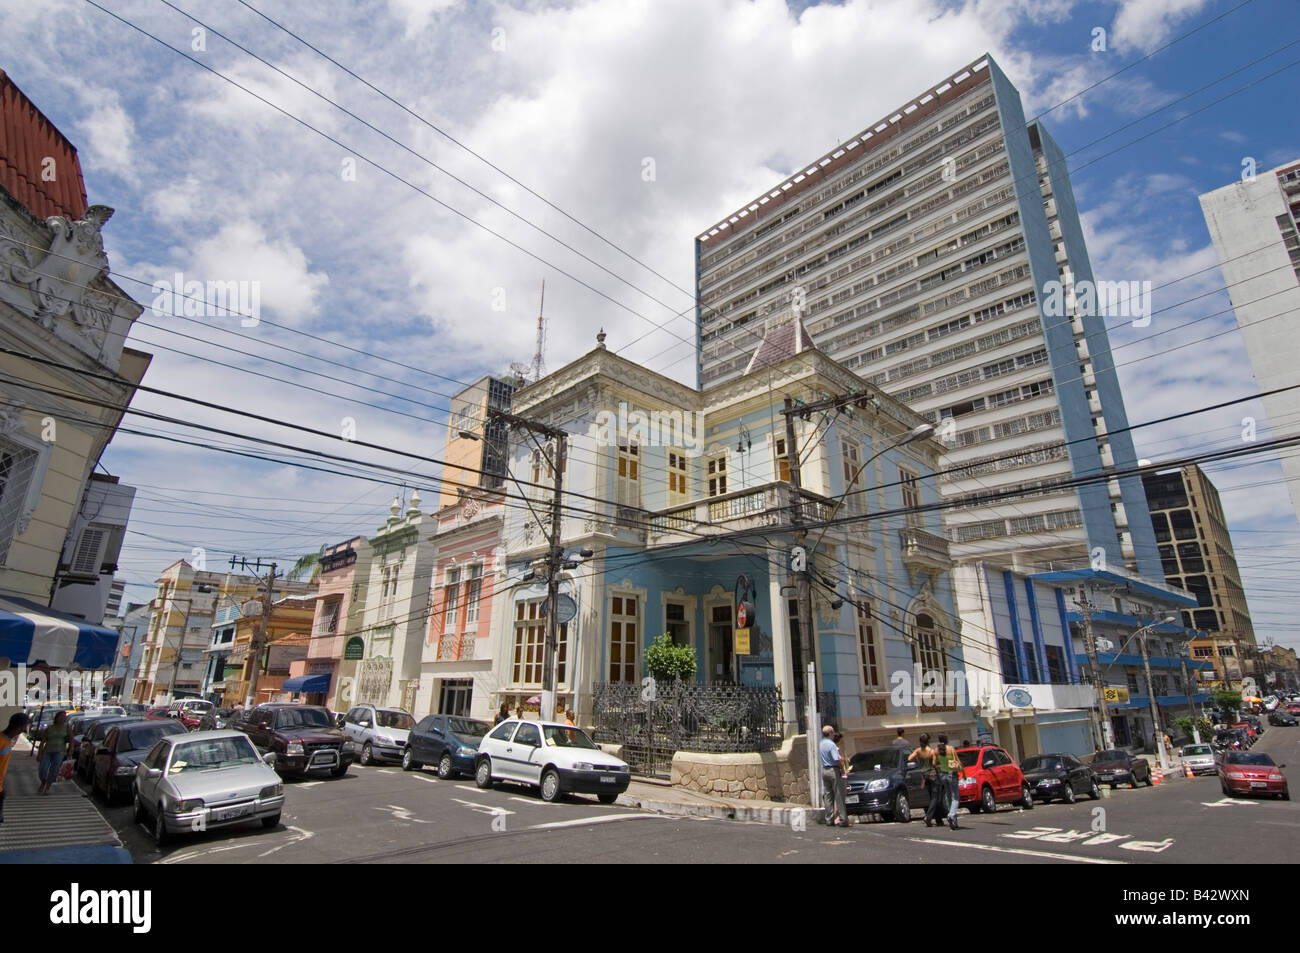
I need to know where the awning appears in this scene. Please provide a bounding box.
[282,673,331,693]
[0,595,118,669]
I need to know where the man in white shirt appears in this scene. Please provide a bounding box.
[819,725,846,826]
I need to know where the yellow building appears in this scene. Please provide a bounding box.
[220,595,318,708]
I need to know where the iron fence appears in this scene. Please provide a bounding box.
[591,681,785,777]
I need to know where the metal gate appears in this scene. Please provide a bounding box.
[358,657,392,706]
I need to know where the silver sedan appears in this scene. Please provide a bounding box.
[133,730,285,843]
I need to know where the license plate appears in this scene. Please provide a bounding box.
[310,751,336,765]
[600,775,616,784]
[1037,780,1051,785]
[214,805,252,822]
[844,795,859,804]
[1099,775,1112,781]
[1251,781,1267,788]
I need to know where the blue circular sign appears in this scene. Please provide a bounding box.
[1005,688,1034,709]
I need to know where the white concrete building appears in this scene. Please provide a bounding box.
[1199,158,1300,528]
[50,474,136,625]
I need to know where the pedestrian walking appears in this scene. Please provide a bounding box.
[564,709,576,727]
[36,710,70,795]
[0,712,31,824]
[819,725,847,827]
[934,733,965,830]
[494,702,511,725]
[907,733,938,826]
[891,727,910,749]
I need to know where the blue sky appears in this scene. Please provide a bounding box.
[2,0,1298,651]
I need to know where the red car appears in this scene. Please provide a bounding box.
[956,744,1035,813]
[1221,751,1289,800]
[1285,703,1300,716]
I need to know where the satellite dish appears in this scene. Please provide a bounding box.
[1096,638,1115,653]
[241,600,263,619]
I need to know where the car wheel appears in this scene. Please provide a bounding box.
[1019,784,1034,809]
[1131,773,1141,789]
[261,813,281,829]
[475,757,493,789]
[892,789,910,822]
[597,793,619,805]
[1089,779,1101,800]
[360,742,373,766]
[438,753,454,780]
[540,768,562,803]
[152,806,170,845]
[330,762,349,778]
[1283,792,1291,801]
[401,747,420,772]
[133,791,146,825]
[1062,781,1076,804]
[981,785,996,814]
[1110,783,1117,789]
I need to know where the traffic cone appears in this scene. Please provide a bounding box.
[1152,766,1163,785]
[1184,763,1194,779]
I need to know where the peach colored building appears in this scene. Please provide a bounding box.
[299,537,373,712]
[417,490,505,719]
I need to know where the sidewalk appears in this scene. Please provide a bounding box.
[0,738,129,862]
[620,777,810,825]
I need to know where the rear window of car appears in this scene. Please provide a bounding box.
[1095,749,1126,761]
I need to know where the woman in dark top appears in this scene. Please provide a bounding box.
[36,710,70,795]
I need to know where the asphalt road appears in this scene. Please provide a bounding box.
[80,726,1300,864]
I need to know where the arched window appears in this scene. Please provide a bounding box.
[912,613,947,679]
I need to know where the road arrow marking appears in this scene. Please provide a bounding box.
[1201,797,1260,807]
[373,804,429,823]
[908,837,1128,864]
[450,797,513,817]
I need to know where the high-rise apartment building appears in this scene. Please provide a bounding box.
[1199,158,1300,528]
[695,56,1161,577]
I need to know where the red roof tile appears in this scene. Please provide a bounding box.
[0,68,88,221]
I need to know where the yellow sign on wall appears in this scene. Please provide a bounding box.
[734,628,751,654]
[1103,686,1130,704]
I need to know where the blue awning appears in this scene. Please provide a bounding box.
[0,595,118,669]
[282,673,331,693]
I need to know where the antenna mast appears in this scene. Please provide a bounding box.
[532,280,546,381]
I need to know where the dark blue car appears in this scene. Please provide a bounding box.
[402,714,492,779]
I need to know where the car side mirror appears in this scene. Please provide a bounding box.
[983,759,995,768]
[145,767,162,779]
[335,715,345,728]
[262,752,277,766]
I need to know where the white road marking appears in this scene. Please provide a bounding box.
[907,837,1128,863]
[373,804,429,824]
[159,842,254,865]
[1201,797,1261,807]
[258,825,314,858]
[411,775,439,784]
[450,797,514,817]
[376,769,396,775]
[528,813,668,831]
[510,796,557,806]
[296,781,324,789]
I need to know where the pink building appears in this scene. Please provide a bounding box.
[298,537,373,711]
[418,491,505,720]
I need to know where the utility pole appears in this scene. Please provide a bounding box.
[245,562,279,710]
[543,432,567,723]
[782,398,812,694]
[1077,595,1115,749]
[1178,646,1200,743]
[1138,629,1169,771]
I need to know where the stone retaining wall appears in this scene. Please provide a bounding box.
[670,734,811,803]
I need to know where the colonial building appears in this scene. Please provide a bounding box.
[219,595,317,708]
[297,536,373,711]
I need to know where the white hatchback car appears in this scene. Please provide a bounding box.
[475,720,631,803]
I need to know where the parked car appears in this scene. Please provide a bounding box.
[475,720,631,803]
[144,707,171,720]
[403,714,491,778]
[842,746,932,822]
[196,708,235,731]
[1090,748,1151,788]
[1269,710,1298,727]
[74,716,136,779]
[133,730,285,843]
[233,704,354,778]
[1220,751,1289,800]
[341,705,416,766]
[956,744,1033,813]
[167,699,214,730]
[121,704,150,717]
[1180,743,1218,775]
[92,719,187,804]
[1285,703,1300,717]
[1019,753,1100,803]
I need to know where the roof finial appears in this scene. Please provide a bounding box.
[596,327,606,349]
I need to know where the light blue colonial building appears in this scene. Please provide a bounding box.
[487,320,976,753]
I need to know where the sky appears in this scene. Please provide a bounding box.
[2,0,1298,652]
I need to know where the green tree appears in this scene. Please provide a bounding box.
[287,552,320,584]
[1213,689,1242,713]
[644,633,697,683]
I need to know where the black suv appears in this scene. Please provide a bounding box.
[233,704,354,778]
[843,746,932,822]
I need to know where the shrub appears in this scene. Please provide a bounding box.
[644,633,697,683]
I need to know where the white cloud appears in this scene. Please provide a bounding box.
[75,90,136,182]
[1109,0,1213,54]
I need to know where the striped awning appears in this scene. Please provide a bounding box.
[0,595,118,669]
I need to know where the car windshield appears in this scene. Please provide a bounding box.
[849,749,900,774]
[541,725,598,749]
[1023,756,1063,772]
[274,708,333,729]
[183,701,213,713]
[377,710,415,730]
[168,736,262,774]
[447,717,490,739]
[124,725,179,751]
[1182,745,1212,756]
[958,750,980,768]
[1095,750,1126,761]
[1226,753,1276,766]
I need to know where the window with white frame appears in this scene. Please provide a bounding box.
[665,600,690,648]
[856,601,882,690]
[617,441,641,508]
[841,440,864,516]
[379,564,400,621]
[609,593,639,683]
[707,454,727,497]
[463,564,483,626]
[899,468,921,526]
[511,599,568,687]
[912,613,947,682]
[0,438,40,565]
[667,451,689,506]
[443,567,461,633]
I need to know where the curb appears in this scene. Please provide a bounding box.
[619,792,810,825]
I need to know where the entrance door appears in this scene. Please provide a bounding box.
[439,679,473,716]
[708,604,734,683]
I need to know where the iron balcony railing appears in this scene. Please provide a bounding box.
[648,483,838,538]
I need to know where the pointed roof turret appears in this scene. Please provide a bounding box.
[745,309,816,375]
